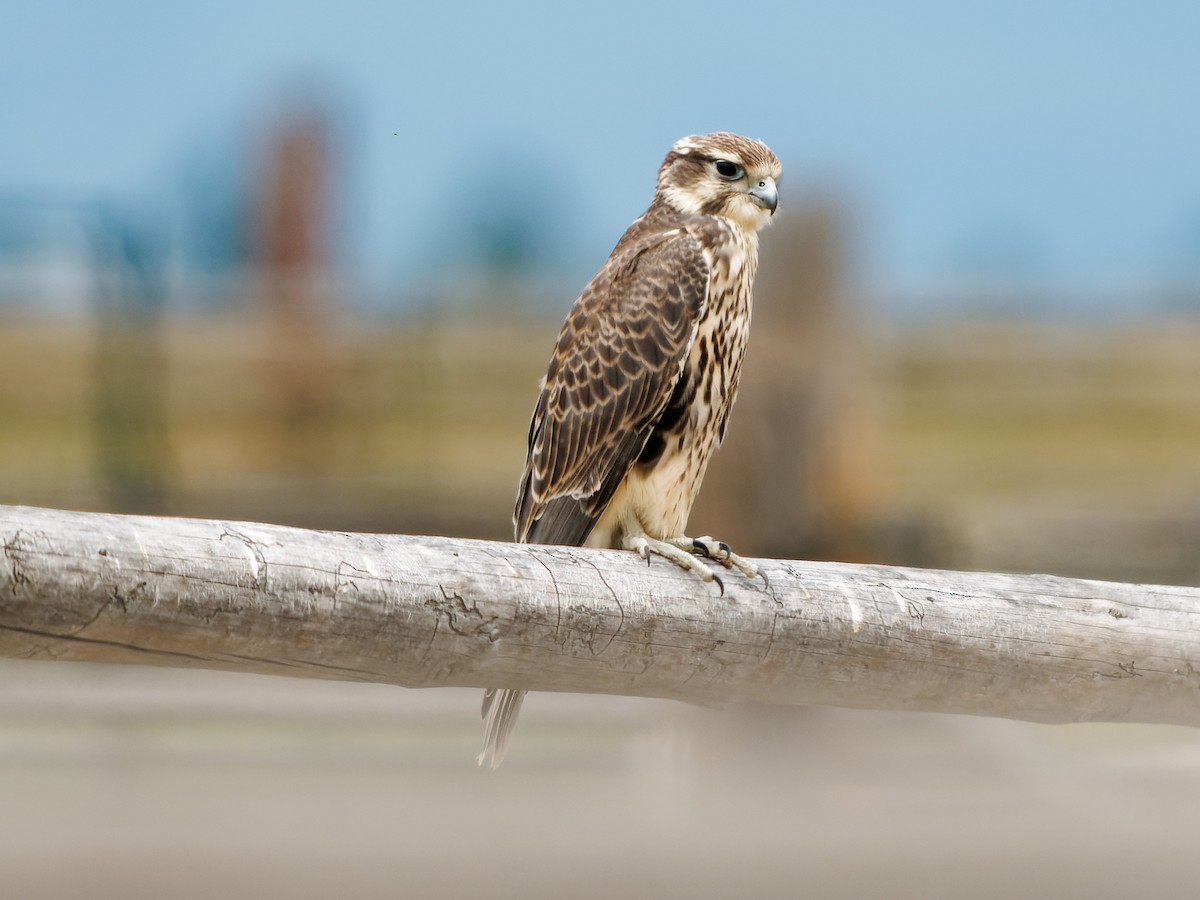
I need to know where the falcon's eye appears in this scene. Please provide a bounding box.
[714,159,743,181]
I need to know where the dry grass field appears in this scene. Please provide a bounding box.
[3,313,1199,577]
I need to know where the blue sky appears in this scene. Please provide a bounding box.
[4,1,1200,312]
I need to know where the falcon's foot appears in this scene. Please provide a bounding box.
[622,532,768,592]
[677,535,768,588]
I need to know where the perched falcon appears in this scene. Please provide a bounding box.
[479,132,781,768]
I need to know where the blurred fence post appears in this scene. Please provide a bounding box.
[256,103,338,471]
[90,207,168,513]
[692,201,873,561]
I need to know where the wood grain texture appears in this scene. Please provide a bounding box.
[2,504,1198,726]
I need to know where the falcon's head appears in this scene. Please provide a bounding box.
[656,132,781,232]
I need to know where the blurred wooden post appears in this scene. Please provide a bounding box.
[256,104,338,470]
[692,202,872,560]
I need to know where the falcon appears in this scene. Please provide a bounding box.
[479,132,781,768]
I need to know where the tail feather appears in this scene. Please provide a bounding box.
[477,688,527,770]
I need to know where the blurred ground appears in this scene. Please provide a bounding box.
[2,661,1199,900]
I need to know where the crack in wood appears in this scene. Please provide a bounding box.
[580,556,624,655]
[3,529,36,594]
[526,550,565,637]
[426,585,500,642]
[0,622,213,663]
[1099,660,1143,679]
[219,527,269,592]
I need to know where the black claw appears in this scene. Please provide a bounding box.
[718,541,732,558]
[756,568,771,591]
[691,538,706,557]
[712,572,725,597]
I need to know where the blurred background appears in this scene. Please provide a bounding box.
[3,1,1200,897]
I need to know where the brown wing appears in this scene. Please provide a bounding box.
[514,227,709,545]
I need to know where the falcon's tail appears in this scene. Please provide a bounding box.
[477,688,527,770]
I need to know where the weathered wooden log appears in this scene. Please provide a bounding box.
[2,504,1198,726]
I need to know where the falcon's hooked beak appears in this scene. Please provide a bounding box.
[749,176,779,214]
